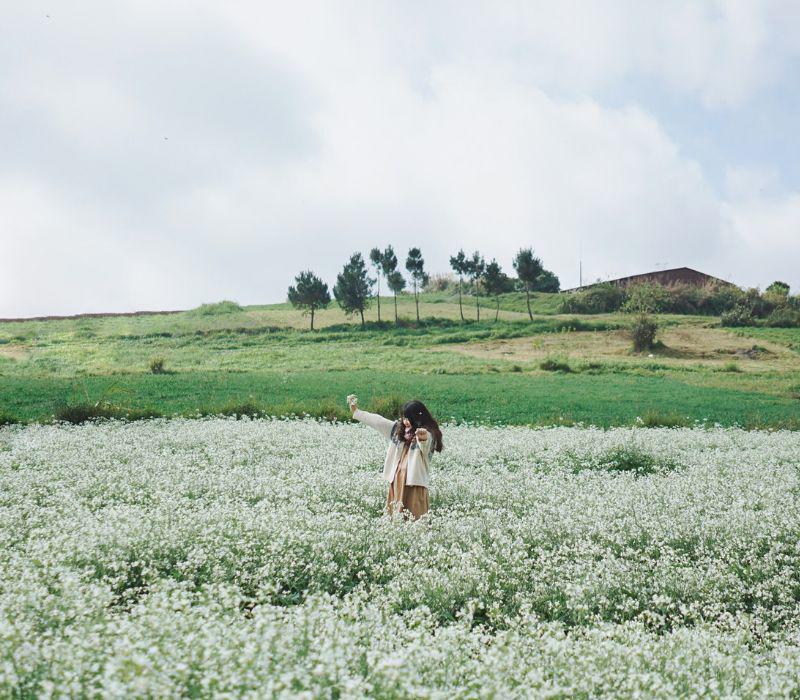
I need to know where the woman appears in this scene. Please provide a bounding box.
[347,394,443,520]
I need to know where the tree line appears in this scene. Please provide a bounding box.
[287,247,560,329]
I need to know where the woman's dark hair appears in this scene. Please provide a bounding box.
[396,399,443,452]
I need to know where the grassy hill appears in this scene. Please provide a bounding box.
[1,291,798,428]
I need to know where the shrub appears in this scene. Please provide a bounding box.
[638,411,691,428]
[622,283,670,314]
[193,300,243,316]
[53,402,161,424]
[125,408,163,421]
[720,305,755,327]
[54,402,125,423]
[665,283,702,314]
[601,444,683,475]
[0,411,20,426]
[766,281,790,297]
[765,306,800,328]
[422,273,455,293]
[569,443,683,475]
[149,357,167,374]
[720,361,742,373]
[539,357,573,373]
[214,400,264,419]
[696,284,743,315]
[534,269,561,293]
[558,283,626,314]
[630,313,658,351]
[744,288,778,317]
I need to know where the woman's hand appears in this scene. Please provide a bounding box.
[415,427,428,441]
[346,394,358,414]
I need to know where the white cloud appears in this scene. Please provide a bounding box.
[1,0,800,316]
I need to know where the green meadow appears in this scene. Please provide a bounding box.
[1,291,798,428]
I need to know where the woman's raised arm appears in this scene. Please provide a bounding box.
[348,394,395,441]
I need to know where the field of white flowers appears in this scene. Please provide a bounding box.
[2,416,800,698]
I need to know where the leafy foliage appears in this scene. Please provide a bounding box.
[630,313,658,351]
[405,248,428,322]
[288,270,332,330]
[333,253,374,327]
[192,300,243,316]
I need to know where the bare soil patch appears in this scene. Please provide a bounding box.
[0,344,30,361]
[429,326,798,371]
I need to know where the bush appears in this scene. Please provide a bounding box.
[560,281,743,316]
[558,283,625,314]
[423,274,455,293]
[149,357,167,374]
[539,357,573,373]
[0,411,20,426]
[622,283,670,314]
[708,284,745,313]
[570,443,683,475]
[53,401,162,424]
[765,306,800,327]
[534,269,561,293]
[638,411,691,428]
[630,313,658,351]
[664,284,703,314]
[193,300,243,316]
[212,399,264,419]
[720,305,756,327]
[744,288,778,317]
[766,281,790,297]
[600,445,661,475]
[54,402,123,423]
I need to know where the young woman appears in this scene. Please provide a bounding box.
[347,394,443,520]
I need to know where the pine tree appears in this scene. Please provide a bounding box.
[387,270,406,323]
[449,249,468,322]
[381,246,402,322]
[287,270,331,330]
[333,253,375,328]
[465,251,486,321]
[513,248,544,320]
[369,248,384,323]
[483,259,505,322]
[405,248,428,322]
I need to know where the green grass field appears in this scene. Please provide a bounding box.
[1,291,799,428]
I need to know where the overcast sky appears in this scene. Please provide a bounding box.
[3,1,800,317]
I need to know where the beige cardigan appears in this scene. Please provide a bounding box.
[352,408,434,487]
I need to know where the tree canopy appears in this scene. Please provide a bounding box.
[287,270,331,330]
[333,253,375,327]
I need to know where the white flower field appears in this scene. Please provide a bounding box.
[2,417,800,698]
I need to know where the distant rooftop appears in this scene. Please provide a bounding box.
[562,266,737,293]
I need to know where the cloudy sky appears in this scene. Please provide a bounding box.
[2,1,800,317]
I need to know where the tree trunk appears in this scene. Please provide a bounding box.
[360,309,365,328]
[458,278,464,321]
[475,280,480,321]
[414,280,420,322]
[310,307,315,331]
[394,292,398,323]
[495,297,499,322]
[376,277,381,323]
[526,288,532,321]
